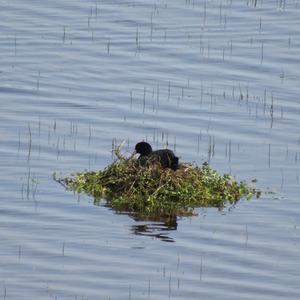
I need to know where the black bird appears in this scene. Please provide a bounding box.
[135,142,179,171]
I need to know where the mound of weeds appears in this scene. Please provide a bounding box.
[55,148,259,218]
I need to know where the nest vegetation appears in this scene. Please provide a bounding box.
[55,146,259,218]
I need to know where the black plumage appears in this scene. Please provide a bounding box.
[135,142,179,171]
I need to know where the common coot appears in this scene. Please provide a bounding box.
[135,142,179,171]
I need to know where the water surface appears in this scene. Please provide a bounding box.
[0,1,299,299]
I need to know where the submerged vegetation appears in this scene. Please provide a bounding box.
[55,147,260,218]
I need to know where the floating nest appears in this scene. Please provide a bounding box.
[55,147,260,218]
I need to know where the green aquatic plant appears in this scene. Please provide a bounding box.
[55,147,259,218]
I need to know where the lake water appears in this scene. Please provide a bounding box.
[0,0,300,299]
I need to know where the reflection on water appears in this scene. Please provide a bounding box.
[130,215,178,243]
[97,198,178,242]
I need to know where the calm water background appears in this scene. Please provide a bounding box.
[0,0,300,299]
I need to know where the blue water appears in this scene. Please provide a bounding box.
[0,1,299,299]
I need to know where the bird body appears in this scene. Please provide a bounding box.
[135,142,179,171]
